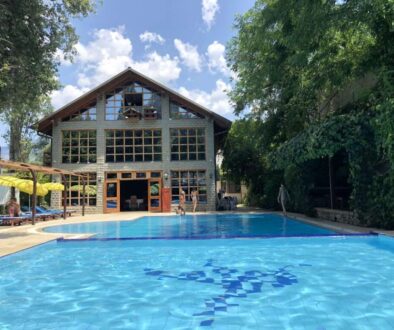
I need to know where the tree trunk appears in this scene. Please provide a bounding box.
[8,119,23,199]
[9,121,23,162]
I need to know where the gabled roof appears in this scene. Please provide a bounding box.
[36,67,232,135]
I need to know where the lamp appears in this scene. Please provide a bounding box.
[164,172,169,180]
[97,176,102,183]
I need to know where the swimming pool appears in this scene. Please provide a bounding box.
[43,213,338,238]
[1,235,394,329]
[2,214,394,329]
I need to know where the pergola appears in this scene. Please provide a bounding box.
[0,160,87,225]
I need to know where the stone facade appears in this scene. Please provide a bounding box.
[50,93,218,213]
[316,207,359,226]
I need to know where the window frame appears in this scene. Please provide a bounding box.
[170,170,207,203]
[62,130,97,164]
[105,83,161,121]
[105,129,162,163]
[170,128,206,161]
[62,172,97,207]
[62,106,97,122]
[169,102,204,119]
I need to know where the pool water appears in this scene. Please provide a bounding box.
[1,235,394,329]
[43,214,338,238]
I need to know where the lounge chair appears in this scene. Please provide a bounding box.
[21,211,58,221]
[36,206,76,217]
[0,215,31,226]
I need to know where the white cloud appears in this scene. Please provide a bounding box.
[75,26,133,64]
[139,31,165,45]
[54,49,72,66]
[77,54,133,88]
[202,0,219,30]
[51,26,181,107]
[178,79,233,116]
[174,39,203,72]
[51,85,88,109]
[206,41,230,76]
[133,52,181,84]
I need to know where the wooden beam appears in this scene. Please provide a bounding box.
[61,174,67,220]
[0,159,87,178]
[82,176,86,216]
[29,169,37,225]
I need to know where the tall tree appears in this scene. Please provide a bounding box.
[224,0,394,226]
[0,0,96,161]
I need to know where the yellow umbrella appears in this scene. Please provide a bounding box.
[42,182,64,191]
[0,176,19,187]
[0,176,48,196]
[13,179,48,196]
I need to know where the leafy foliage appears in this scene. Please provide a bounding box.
[223,0,394,228]
[0,0,96,161]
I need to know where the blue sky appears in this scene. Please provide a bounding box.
[0,0,255,152]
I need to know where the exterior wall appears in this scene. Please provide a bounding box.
[316,207,359,226]
[50,92,217,213]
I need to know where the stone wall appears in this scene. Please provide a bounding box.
[50,91,217,213]
[316,207,359,226]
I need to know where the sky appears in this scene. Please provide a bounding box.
[0,0,255,155]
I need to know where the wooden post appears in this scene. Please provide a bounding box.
[62,174,67,220]
[328,156,335,209]
[29,169,37,225]
[81,176,86,216]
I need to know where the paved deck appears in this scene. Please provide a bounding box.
[0,210,393,258]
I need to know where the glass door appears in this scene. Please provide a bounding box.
[104,180,119,213]
[148,179,161,212]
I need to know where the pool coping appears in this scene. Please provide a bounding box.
[0,210,392,257]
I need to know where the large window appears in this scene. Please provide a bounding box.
[62,130,97,164]
[105,82,161,120]
[105,129,162,162]
[171,170,207,203]
[63,173,97,207]
[62,106,96,122]
[170,102,204,119]
[170,128,206,161]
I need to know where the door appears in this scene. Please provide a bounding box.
[148,179,161,212]
[104,180,120,213]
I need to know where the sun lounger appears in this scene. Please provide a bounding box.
[36,206,76,217]
[24,211,60,221]
[0,215,31,226]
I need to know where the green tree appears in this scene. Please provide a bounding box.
[224,0,394,227]
[0,0,96,161]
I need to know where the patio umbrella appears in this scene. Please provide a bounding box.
[42,182,64,191]
[0,176,19,187]
[14,179,48,197]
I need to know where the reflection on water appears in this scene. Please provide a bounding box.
[44,213,337,239]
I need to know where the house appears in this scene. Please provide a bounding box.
[36,68,231,213]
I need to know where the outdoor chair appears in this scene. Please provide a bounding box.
[37,206,76,217]
[130,195,138,210]
[0,215,31,226]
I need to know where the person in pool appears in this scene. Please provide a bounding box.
[176,190,186,215]
[191,189,198,213]
[277,184,290,216]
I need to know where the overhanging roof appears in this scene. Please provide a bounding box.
[36,67,232,135]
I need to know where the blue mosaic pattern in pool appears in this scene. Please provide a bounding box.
[44,213,338,238]
[1,236,394,328]
[144,259,307,326]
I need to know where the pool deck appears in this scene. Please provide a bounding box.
[0,210,393,258]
